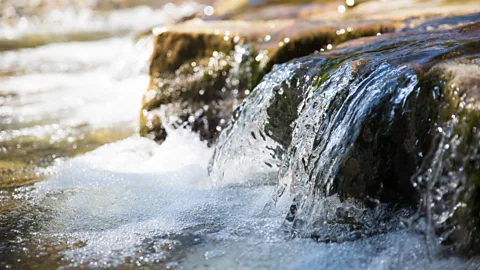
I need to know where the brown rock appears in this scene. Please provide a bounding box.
[141,18,400,143]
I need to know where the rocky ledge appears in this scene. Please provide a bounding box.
[140,0,480,255]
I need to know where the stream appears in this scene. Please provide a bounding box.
[1,2,479,269]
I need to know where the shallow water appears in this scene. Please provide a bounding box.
[1,2,480,270]
[5,130,479,269]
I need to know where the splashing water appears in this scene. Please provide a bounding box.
[211,57,420,240]
[210,21,480,256]
[283,62,418,236]
[9,130,479,269]
[209,57,325,185]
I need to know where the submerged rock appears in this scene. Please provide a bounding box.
[210,19,480,251]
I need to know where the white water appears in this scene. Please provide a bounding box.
[20,129,478,269]
[2,3,479,270]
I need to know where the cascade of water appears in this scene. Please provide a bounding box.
[210,55,420,237]
[209,56,325,185]
[210,24,480,247]
[283,62,418,235]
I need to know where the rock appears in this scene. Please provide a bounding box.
[141,0,480,144]
[211,19,480,249]
[141,42,261,143]
[411,55,480,255]
[302,22,479,250]
[141,18,400,143]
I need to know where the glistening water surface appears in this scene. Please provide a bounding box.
[1,2,480,270]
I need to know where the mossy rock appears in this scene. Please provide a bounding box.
[222,20,480,249]
[411,57,480,255]
[141,44,261,143]
[141,18,401,143]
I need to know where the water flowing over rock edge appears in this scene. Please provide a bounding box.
[210,20,480,254]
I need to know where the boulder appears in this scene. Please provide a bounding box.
[412,56,480,255]
[298,22,480,250]
[140,18,400,143]
[210,19,480,250]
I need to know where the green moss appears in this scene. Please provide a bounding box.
[141,44,263,144]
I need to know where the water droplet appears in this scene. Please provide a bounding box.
[203,5,214,16]
[255,53,265,62]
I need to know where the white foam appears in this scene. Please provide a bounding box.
[0,38,126,74]
[24,129,478,269]
[0,36,153,147]
[26,129,284,266]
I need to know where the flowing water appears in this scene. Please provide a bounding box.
[1,2,480,269]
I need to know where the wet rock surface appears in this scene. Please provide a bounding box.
[142,3,480,251]
[210,18,480,251]
[141,0,480,144]
[141,18,400,143]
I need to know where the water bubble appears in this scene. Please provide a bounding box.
[203,6,215,16]
[255,53,265,62]
[204,250,225,260]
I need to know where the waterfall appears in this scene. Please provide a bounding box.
[210,24,480,245]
